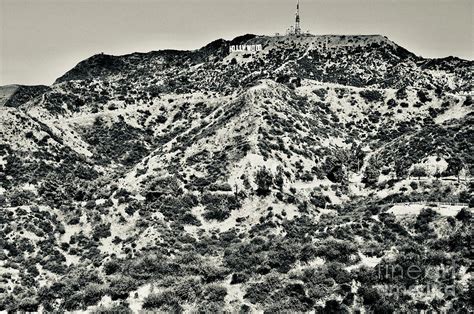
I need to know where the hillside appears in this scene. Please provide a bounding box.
[0,85,19,106]
[0,34,472,313]
[0,85,51,108]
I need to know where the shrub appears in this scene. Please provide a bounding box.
[244,277,282,304]
[411,167,427,179]
[231,272,250,284]
[202,285,227,303]
[142,291,180,310]
[417,90,431,103]
[351,266,378,285]
[172,278,202,303]
[201,193,239,221]
[83,284,105,306]
[199,265,229,283]
[325,262,352,284]
[202,207,231,221]
[197,302,223,312]
[387,98,397,108]
[324,299,345,312]
[313,239,358,264]
[108,276,137,300]
[103,260,120,275]
[9,189,36,207]
[462,95,472,106]
[63,292,84,311]
[267,244,299,273]
[17,297,40,312]
[127,254,175,280]
[300,171,314,182]
[92,223,111,240]
[313,88,328,99]
[359,90,383,102]
[310,191,327,208]
[92,304,133,314]
[396,87,407,99]
[358,286,381,305]
[266,283,314,312]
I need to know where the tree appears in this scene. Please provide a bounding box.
[362,162,379,187]
[455,208,472,222]
[254,167,273,196]
[415,208,439,233]
[327,165,345,183]
[411,167,427,180]
[274,166,285,190]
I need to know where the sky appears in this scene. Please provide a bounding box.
[1,0,473,86]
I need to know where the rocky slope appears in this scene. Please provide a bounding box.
[0,34,472,312]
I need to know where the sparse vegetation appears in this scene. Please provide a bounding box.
[0,34,471,313]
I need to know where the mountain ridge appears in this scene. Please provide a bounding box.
[0,33,472,312]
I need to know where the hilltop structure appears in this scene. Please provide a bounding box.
[287,0,303,35]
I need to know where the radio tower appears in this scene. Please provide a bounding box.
[294,0,301,35]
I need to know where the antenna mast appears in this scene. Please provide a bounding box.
[295,0,301,35]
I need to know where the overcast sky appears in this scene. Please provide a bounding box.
[1,0,472,85]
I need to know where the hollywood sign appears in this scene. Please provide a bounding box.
[229,44,263,53]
